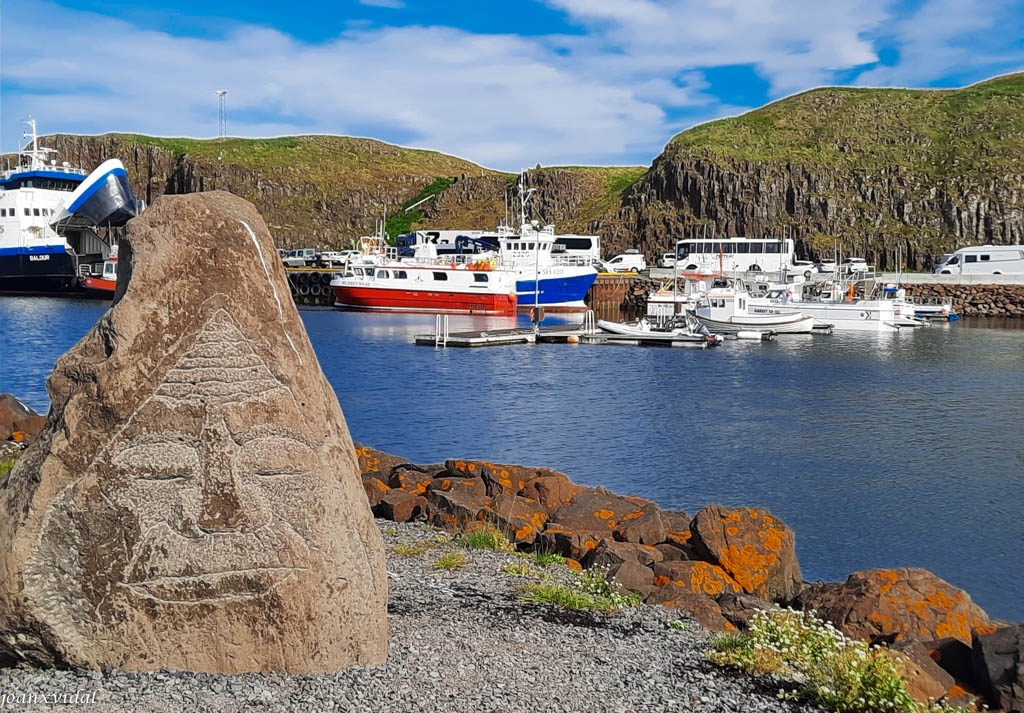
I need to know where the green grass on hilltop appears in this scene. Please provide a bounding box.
[670,73,1024,176]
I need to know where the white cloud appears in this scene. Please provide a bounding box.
[3,0,1023,169]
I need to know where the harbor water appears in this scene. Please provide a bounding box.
[1,296,1022,621]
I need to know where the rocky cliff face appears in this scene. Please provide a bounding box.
[605,147,1024,270]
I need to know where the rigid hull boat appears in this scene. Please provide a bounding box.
[330,259,518,315]
[0,121,139,295]
[597,315,722,347]
[693,279,818,334]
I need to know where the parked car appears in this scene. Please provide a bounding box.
[606,249,647,273]
[792,260,817,278]
[282,248,317,267]
[657,252,677,269]
[840,257,869,273]
[816,259,837,273]
[318,250,360,268]
[277,248,288,260]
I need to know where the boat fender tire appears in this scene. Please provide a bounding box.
[311,284,323,297]
[298,284,311,296]
[321,272,333,286]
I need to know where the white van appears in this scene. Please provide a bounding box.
[605,249,647,273]
[935,245,1024,275]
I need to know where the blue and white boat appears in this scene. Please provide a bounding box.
[0,120,139,295]
[395,179,599,312]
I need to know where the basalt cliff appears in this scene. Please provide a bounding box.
[35,73,1024,269]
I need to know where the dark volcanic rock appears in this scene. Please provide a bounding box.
[972,623,1024,713]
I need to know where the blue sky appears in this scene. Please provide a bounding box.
[3,0,1024,170]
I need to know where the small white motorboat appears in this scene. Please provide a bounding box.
[693,279,818,334]
[597,314,723,347]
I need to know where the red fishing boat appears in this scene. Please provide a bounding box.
[81,250,118,298]
[330,256,517,315]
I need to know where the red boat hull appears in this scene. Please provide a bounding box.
[332,285,517,315]
[82,275,116,299]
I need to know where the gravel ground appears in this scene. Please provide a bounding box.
[0,521,818,713]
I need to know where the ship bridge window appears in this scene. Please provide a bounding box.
[23,208,29,216]
[432,272,448,281]
[376,270,390,278]
[33,209,40,216]
[473,274,488,283]
[393,269,407,279]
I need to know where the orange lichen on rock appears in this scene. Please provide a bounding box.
[690,505,800,601]
[566,559,582,572]
[594,509,615,520]
[653,575,671,587]
[797,568,991,646]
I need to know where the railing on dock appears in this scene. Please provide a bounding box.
[582,309,596,334]
[434,314,450,347]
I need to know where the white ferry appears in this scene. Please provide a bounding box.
[0,120,139,295]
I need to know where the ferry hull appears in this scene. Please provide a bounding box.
[516,271,597,312]
[332,286,517,315]
[0,250,82,295]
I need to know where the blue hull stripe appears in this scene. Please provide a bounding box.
[516,272,597,306]
[0,244,70,257]
[67,167,130,213]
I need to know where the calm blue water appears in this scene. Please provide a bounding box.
[2,296,1023,621]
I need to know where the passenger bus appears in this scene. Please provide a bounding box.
[675,237,798,274]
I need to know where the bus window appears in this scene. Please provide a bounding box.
[735,243,749,253]
[710,242,721,254]
[765,243,781,254]
[749,242,764,254]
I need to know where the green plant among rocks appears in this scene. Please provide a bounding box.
[391,541,433,556]
[531,550,566,567]
[708,608,972,713]
[431,552,468,571]
[456,526,513,552]
[501,562,533,577]
[520,566,642,612]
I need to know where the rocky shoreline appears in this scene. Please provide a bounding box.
[2,399,1022,712]
[0,520,819,713]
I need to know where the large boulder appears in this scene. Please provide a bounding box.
[546,487,666,545]
[690,505,802,602]
[972,623,1024,713]
[0,192,388,673]
[796,568,990,646]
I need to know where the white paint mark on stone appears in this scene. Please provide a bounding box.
[238,219,302,364]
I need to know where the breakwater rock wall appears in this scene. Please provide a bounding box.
[904,283,1024,317]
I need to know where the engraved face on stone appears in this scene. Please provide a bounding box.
[99,309,324,604]
[30,309,340,612]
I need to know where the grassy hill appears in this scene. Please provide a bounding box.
[670,74,1024,177]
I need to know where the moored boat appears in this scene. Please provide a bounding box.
[597,314,723,347]
[693,279,818,334]
[330,255,518,316]
[0,120,139,296]
[81,246,118,298]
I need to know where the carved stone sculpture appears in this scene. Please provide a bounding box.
[0,191,387,673]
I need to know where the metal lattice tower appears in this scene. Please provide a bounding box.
[216,90,228,139]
